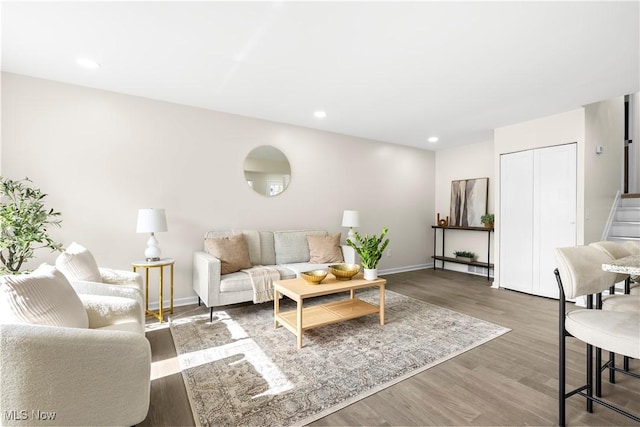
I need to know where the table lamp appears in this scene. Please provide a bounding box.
[136,208,168,261]
[342,210,360,243]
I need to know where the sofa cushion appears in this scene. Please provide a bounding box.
[259,231,276,265]
[274,230,327,264]
[0,264,89,328]
[240,230,261,265]
[55,242,102,282]
[205,234,252,274]
[308,233,344,263]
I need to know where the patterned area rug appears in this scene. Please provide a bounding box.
[169,289,509,427]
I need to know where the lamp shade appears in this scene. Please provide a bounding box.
[341,210,360,228]
[136,208,168,233]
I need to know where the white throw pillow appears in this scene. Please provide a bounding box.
[55,242,102,282]
[0,264,89,328]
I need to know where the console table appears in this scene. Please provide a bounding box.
[431,225,494,280]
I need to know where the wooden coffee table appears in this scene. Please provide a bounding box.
[273,273,386,348]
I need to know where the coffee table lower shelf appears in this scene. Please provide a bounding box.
[277,298,379,332]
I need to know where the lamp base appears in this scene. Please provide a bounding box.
[144,233,162,262]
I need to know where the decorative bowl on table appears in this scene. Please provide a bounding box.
[300,269,328,284]
[328,264,360,281]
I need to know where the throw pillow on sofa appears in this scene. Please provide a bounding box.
[205,234,252,274]
[55,241,102,282]
[308,233,344,263]
[0,263,89,328]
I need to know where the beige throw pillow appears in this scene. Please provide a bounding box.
[55,242,102,282]
[308,233,344,263]
[205,234,252,274]
[0,264,89,328]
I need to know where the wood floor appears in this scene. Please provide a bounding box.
[140,268,639,426]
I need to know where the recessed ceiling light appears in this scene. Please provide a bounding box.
[428,136,439,143]
[314,111,327,119]
[76,58,100,69]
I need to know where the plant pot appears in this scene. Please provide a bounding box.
[483,222,493,229]
[455,256,475,263]
[363,268,378,280]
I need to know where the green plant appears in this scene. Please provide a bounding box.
[453,250,476,259]
[346,227,390,269]
[481,214,494,224]
[0,176,63,274]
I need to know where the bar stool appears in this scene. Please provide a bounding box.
[554,245,640,426]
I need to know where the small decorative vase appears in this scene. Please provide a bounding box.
[363,268,378,280]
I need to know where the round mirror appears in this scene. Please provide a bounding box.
[243,146,291,197]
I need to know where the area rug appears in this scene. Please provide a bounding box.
[169,289,510,427]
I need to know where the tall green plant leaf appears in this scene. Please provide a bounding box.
[0,176,63,274]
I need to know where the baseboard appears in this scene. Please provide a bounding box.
[149,264,433,310]
[148,296,199,311]
[379,263,432,275]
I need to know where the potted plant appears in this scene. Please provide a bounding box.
[453,250,476,263]
[346,227,390,280]
[0,176,63,274]
[481,213,494,228]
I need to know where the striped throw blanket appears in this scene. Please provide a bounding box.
[242,266,280,304]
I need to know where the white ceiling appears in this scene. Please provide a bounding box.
[2,1,639,151]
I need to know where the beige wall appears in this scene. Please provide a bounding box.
[584,96,624,242]
[493,100,625,288]
[1,72,435,307]
[434,140,495,276]
[493,108,586,288]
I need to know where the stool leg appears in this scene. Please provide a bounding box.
[210,307,213,323]
[596,347,602,397]
[587,343,593,413]
[559,328,566,427]
[609,352,616,383]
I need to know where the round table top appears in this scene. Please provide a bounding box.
[131,258,175,267]
[602,254,640,276]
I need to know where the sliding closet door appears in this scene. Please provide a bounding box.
[533,143,577,298]
[500,150,534,293]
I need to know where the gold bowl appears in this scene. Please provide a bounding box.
[300,269,328,284]
[328,264,360,281]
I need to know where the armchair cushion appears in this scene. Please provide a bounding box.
[308,233,344,263]
[205,234,252,274]
[78,294,144,333]
[55,241,101,282]
[0,264,88,328]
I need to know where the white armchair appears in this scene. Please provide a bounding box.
[0,265,151,426]
[55,242,144,301]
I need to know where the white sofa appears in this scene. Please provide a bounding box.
[0,265,150,426]
[193,229,355,312]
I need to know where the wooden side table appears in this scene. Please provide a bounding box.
[132,258,175,322]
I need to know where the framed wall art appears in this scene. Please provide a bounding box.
[449,177,488,227]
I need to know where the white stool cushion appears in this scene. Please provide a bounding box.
[565,309,640,358]
[55,242,102,282]
[0,264,89,328]
[602,294,640,313]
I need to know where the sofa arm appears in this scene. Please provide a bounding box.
[78,293,144,332]
[0,323,151,426]
[193,251,221,307]
[341,245,356,264]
